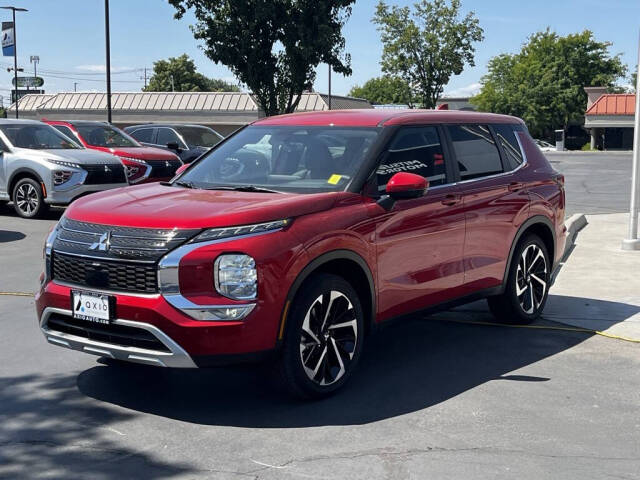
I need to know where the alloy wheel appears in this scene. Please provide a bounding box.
[299,290,358,386]
[15,183,39,216]
[515,244,548,314]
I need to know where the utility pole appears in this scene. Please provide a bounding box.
[328,65,332,110]
[140,67,148,89]
[104,0,112,123]
[74,82,78,92]
[1,6,28,118]
[622,31,640,251]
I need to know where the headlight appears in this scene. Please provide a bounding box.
[214,254,257,300]
[193,219,290,243]
[120,156,149,183]
[47,159,81,169]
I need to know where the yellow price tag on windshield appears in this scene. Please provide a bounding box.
[327,174,342,185]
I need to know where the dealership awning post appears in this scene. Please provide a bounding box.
[622,31,640,251]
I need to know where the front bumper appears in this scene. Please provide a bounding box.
[40,306,197,368]
[46,182,128,205]
[35,280,280,366]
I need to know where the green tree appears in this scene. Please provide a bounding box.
[631,70,638,92]
[168,0,354,116]
[373,0,483,109]
[472,30,626,138]
[349,76,414,106]
[144,54,239,92]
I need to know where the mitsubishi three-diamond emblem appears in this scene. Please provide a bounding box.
[89,232,111,251]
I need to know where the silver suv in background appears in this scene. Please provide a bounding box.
[0,119,129,218]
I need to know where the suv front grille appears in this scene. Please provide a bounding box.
[83,164,127,184]
[52,253,157,293]
[46,313,170,352]
[147,159,181,179]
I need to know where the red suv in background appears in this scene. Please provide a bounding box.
[44,120,182,184]
[37,109,565,399]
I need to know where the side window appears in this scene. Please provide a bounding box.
[447,125,503,180]
[493,124,524,171]
[376,126,447,192]
[157,128,184,148]
[130,128,154,143]
[53,125,77,141]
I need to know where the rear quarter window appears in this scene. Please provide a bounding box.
[493,124,525,171]
[447,125,503,180]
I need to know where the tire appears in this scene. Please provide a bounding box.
[12,178,48,219]
[487,234,550,324]
[278,273,365,400]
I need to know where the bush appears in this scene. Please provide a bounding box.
[581,142,593,151]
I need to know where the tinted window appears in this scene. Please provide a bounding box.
[130,128,154,143]
[493,124,524,171]
[53,125,77,141]
[0,124,80,149]
[75,124,139,148]
[175,126,223,148]
[377,126,447,192]
[447,125,503,180]
[157,128,184,148]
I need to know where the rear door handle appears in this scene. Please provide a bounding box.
[508,182,525,192]
[441,194,461,206]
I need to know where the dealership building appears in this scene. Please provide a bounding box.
[8,91,372,136]
[584,87,636,150]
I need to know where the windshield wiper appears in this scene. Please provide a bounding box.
[206,185,281,194]
[173,180,197,189]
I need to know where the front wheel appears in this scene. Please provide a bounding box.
[12,178,48,218]
[278,273,364,399]
[488,234,550,324]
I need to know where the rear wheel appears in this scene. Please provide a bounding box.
[488,234,550,324]
[12,178,48,218]
[279,273,364,399]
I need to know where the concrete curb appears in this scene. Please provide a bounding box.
[563,213,588,260]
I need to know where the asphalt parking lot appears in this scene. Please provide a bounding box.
[1,152,639,479]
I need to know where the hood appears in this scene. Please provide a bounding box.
[91,145,180,161]
[14,147,121,165]
[64,183,342,229]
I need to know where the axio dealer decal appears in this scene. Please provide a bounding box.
[377,159,428,176]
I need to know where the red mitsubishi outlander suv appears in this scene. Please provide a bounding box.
[37,109,565,399]
[44,120,182,183]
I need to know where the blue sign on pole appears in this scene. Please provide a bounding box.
[2,21,15,56]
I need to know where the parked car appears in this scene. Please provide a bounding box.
[37,109,566,399]
[44,120,182,184]
[534,139,556,152]
[0,119,128,218]
[124,124,223,163]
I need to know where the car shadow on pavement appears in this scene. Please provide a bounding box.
[0,373,196,479]
[75,294,638,429]
[0,230,26,243]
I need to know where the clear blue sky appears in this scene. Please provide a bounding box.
[1,0,637,104]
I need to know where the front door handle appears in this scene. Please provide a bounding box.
[508,182,525,192]
[441,194,461,206]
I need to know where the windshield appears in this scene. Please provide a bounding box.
[176,126,223,148]
[75,124,140,148]
[177,125,380,193]
[0,124,81,150]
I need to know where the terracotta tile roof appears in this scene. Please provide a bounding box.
[586,94,636,116]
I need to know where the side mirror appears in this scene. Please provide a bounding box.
[166,141,182,153]
[175,164,189,176]
[377,172,428,210]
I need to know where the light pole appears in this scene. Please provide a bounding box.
[328,65,332,110]
[104,0,112,123]
[30,54,38,78]
[1,6,28,119]
[622,32,640,251]
[74,82,78,92]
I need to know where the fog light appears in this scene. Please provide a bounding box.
[214,254,257,300]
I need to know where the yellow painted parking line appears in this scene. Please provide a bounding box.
[439,318,640,344]
[0,292,34,297]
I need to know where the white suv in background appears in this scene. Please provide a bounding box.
[0,119,128,218]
